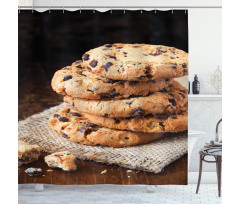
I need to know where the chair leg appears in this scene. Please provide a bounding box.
[196,155,203,194]
[217,157,222,197]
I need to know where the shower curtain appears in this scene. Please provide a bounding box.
[18,9,188,185]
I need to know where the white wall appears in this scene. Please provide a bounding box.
[189,9,222,94]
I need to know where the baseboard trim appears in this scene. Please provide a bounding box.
[188,172,218,184]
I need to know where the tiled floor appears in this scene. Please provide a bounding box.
[18,184,221,204]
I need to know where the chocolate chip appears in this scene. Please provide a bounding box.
[170,115,177,119]
[125,102,132,105]
[179,93,186,98]
[100,89,120,99]
[63,75,72,81]
[83,54,89,61]
[169,105,176,113]
[66,108,70,113]
[61,127,64,130]
[61,67,69,70]
[165,79,170,82]
[104,62,113,71]
[168,99,177,106]
[102,114,109,118]
[159,122,164,127]
[107,79,118,84]
[183,69,188,73]
[131,108,145,117]
[182,63,187,68]
[114,118,120,124]
[90,60,98,67]
[53,114,60,118]
[133,46,140,48]
[123,52,127,57]
[116,47,123,49]
[168,93,174,97]
[105,44,112,47]
[159,88,167,93]
[143,54,148,56]
[106,55,116,59]
[69,112,82,117]
[62,133,69,138]
[59,117,69,122]
[129,81,139,86]
[124,137,129,140]
[79,126,86,133]
[86,122,98,128]
[86,66,92,71]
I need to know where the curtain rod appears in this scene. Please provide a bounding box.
[19,6,222,9]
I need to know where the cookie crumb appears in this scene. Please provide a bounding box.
[101,170,107,174]
[127,170,133,173]
[47,169,53,172]
[128,176,130,178]
[25,168,42,176]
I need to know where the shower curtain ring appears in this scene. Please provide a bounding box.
[18,6,20,13]
[93,7,95,13]
[185,6,187,13]
[141,6,142,13]
[111,7,112,13]
[80,6,81,13]
[63,6,64,13]
[49,6,51,13]
[32,6,34,13]
[155,6,157,14]
[124,7,125,14]
[172,6,174,14]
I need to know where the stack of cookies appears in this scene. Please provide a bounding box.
[49,43,188,148]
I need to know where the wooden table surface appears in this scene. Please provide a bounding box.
[18,68,187,185]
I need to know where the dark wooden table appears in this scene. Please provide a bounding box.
[18,69,187,185]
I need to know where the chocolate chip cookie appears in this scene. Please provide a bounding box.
[51,63,172,100]
[49,107,164,147]
[44,151,77,171]
[63,81,188,118]
[81,111,188,133]
[81,43,188,81]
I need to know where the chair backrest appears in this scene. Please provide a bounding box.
[215,119,222,142]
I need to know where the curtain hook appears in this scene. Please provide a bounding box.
[63,6,64,13]
[185,6,187,14]
[111,7,112,13]
[49,6,51,13]
[80,6,81,13]
[18,6,21,13]
[32,6,34,13]
[93,6,95,13]
[141,6,143,13]
[172,6,174,14]
[155,6,157,14]
[124,6,125,14]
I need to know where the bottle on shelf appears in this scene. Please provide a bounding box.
[192,74,200,94]
[188,81,190,94]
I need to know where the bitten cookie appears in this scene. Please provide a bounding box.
[80,43,188,81]
[49,107,164,147]
[44,151,77,171]
[18,141,41,167]
[51,62,172,99]
[64,81,188,118]
[81,111,188,133]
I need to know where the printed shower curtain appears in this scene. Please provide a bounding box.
[18,9,188,185]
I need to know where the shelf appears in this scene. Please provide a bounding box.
[188,94,222,101]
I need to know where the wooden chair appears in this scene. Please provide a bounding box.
[196,119,222,197]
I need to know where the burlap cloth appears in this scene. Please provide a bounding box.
[18,103,187,173]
